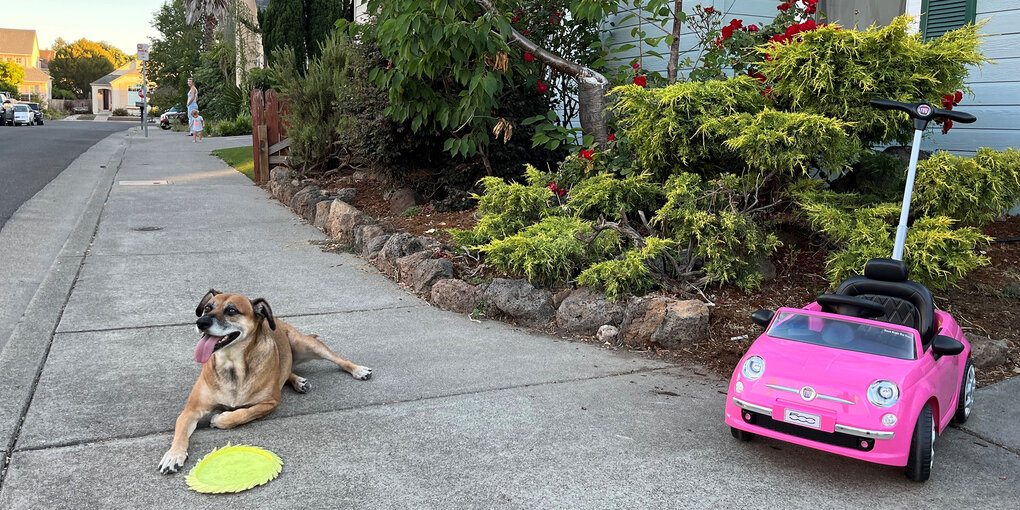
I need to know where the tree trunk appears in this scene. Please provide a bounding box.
[667,1,683,82]
[474,0,610,149]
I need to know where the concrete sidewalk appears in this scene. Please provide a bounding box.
[0,128,1017,508]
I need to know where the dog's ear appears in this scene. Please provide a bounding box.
[251,298,276,331]
[195,289,220,317]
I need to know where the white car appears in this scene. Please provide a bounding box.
[12,104,32,126]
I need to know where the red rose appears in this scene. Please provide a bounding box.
[942,94,954,109]
[954,90,963,104]
[730,19,744,29]
[524,52,534,62]
[537,80,549,94]
[800,19,816,31]
[511,16,519,23]
[721,26,734,39]
[714,37,724,47]
[785,25,800,37]
[522,30,531,36]
[748,24,760,32]
[704,7,716,14]
[579,149,594,161]
[633,75,647,87]
[632,62,640,69]
[608,132,616,141]
[762,86,774,98]
[941,119,954,134]
[778,2,791,10]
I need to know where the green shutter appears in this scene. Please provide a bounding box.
[921,0,977,40]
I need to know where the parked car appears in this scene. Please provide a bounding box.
[24,102,43,125]
[11,103,32,125]
[159,104,188,130]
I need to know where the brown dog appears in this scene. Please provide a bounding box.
[158,289,372,474]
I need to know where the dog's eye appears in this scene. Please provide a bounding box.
[225,307,239,315]
[204,304,213,312]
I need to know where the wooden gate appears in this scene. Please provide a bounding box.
[250,89,290,184]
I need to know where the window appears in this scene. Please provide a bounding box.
[921,0,976,40]
[819,1,907,29]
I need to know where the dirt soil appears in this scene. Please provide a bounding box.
[321,176,1020,388]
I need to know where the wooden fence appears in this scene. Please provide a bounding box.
[250,89,290,184]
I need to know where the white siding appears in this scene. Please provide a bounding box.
[922,0,1020,153]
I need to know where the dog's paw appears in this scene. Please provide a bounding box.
[210,413,232,429]
[350,366,373,380]
[158,449,187,474]
[294,377,310,393]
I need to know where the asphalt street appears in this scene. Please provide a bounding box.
[0,120,131,229]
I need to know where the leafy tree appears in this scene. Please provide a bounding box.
[262,0,352,69]
[0,61,25,87]
[97,42,132,67]
[149,0,203,110]
[48,39,118,98]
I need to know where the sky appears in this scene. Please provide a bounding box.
[3,1,167,54]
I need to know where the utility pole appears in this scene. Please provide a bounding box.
[137,43,150,137]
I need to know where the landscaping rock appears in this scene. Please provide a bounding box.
[757,258,777,281]
[552,288,573,309]
[354,224,386,253]
[395,251,432,284]
[334,187,357,203]
[620,295,710,349]
[362,234,391,259]
[280,178,302,206]
[966,333,1010,369]
[313,200,332,231]
[268,167,292,201]
[418,236,442,252]
[413,258,454,293]
[389,187,423,215]
[374,233,423,276]
[325,199,374,241]
[483,278,554,326]
[555,288,625,335]
[430,279,484,314]
[291,185,322,221]
[597,325,619,343]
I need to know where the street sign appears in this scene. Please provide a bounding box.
[137,43,150,61]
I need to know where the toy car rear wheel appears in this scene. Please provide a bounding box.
[730,426,754,441]
[905,403,934,482]
[952,359,975,424]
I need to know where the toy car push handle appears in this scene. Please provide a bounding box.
[867,97,978,261]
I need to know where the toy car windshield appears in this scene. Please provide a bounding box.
[767,311,917,360]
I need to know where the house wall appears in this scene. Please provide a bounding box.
[920,0,1020,154]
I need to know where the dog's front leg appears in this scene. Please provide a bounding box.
[210,399,279,429]
[159,405,211,474]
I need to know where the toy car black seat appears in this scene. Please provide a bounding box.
[835,258,936,347]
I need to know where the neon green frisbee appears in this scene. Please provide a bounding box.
[185,443,283,493]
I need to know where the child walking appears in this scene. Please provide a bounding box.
[190,109,204,142]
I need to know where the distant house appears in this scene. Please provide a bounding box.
[0,27,52,101]
[89,60,145,114]
[606,0,1017,154]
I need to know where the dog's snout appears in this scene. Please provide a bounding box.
[196,315,215,331]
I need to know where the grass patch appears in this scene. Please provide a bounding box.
[76,114,95,120]
[211,146,255,181]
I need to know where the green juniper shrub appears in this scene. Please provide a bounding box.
[793,182,989,289]
[610,76,767,179]
[111,108,129,117]
[449,166,554,247]
[701,108,861,178]
[829,151,907,202]
[653,172,781,290]
[567,172,662,221]
[577,237,677,301]
[476,216,621,286]
[210,114,252,136]
[913,148,1020,227]
[757,16,987,147]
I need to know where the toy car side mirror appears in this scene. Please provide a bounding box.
[751,309,774,328]
[932,335,965,357]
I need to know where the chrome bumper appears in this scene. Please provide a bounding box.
[732,397,894,440]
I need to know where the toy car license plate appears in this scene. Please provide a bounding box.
[783,409,822,429]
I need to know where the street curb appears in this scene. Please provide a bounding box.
[0,132,132,485]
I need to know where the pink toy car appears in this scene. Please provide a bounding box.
[726,98,978,482]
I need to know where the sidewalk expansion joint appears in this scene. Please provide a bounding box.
[955,425,1020,457]
[0,136,131,491]
[53,305,425,335]
[11,366,677,455]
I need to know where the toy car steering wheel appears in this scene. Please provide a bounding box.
[816,294,886,319]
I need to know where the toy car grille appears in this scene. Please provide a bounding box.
[741,410,875,452]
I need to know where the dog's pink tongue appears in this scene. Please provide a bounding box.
[194,334,221,364]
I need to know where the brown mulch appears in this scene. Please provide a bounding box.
[317,175,1020,387]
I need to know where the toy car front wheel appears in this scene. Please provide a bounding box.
[905,403,935,482]
[952,359,975,424]
[730,426,754,442]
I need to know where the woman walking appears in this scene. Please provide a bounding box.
[186,77,198,133]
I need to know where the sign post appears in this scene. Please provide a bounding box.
[137,43,150,137]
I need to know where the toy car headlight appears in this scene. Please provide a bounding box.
[741,356,765,380]
[867,380,900,408]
